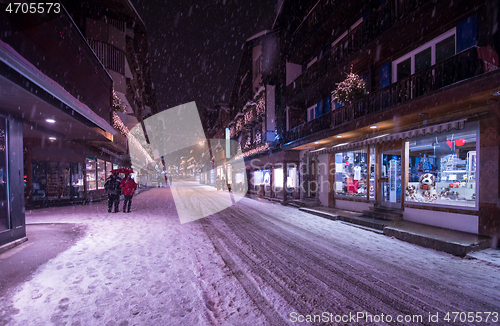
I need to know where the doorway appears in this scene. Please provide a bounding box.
[379,149,402,209]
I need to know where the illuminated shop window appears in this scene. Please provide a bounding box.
[335,148,368,197]
[405,124,477,208]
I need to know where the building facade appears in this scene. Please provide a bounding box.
[0,2,116,246]
[224,30,300,201]
[0,0,155,247]
[275,0,500,236]
[61,0,158,191]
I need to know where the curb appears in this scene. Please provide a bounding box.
[298,207,491,257]
[0,236,28,255]
[383,227,490,257]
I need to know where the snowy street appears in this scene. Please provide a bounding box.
[1,181,499,325]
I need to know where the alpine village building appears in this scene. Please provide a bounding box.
[212,0,500,239]
[0,0,155,248]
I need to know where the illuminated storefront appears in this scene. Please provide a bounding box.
[305,120,487,234]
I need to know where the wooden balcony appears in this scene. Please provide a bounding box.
[287,0,432,100]
[284,112,331,145]
[284,47,485,144]
[333,47,483,127]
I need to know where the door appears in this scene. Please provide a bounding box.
[379,150,402,208]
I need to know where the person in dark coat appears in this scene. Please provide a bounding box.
[104,172,121,213]
[119,173,138,213]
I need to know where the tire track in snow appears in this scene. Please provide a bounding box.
[177,184,496,326]
[199,218,288,326]
[216,212,410,325]
[196,192,407,325]
[235,200,499,313]
[227,201,492,326]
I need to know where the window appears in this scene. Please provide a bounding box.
[405,123,477,208]
[106,162,112,174]
[97,159,105,190]
[273,168,283,188]
[287,164,297,189]
[46,162,59,200]
[369,147,376,200]
[31,161,47,202]
[59,162,71,199]
[86,158,96,191]
[335,149,368,197]
[393,28,456,83]
[70,163,84,198]
[415,47,431,73]
[397,58,411,81]
[254,55,262,78]
[0,118,8,231]
[307,104,317,122]
[436,35,455,63]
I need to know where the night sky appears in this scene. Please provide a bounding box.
[131,0,279,124]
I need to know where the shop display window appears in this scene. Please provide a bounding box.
[287,165,297,189]
[86,158,96,191]
[335,149,368,196]
[71,163,84,198]
[0,118,8,230]
[106,162,112,175]
[252,169,271,193]
[369,148,375,200]
[59,162,71,199]
[46,162,60,200]
[32,161,82,201]
[274,168,283,188]
[97,159,105,189]
[32,161,47,201]
[405,125,477,208]
[234,171,245,192]
[252,170,263,190]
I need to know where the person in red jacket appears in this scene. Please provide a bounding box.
[119,173,137,213]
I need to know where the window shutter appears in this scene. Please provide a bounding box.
[324,96,331,113]
[380,62,391,89]
[457,14,477,53]
[316,101,322,117]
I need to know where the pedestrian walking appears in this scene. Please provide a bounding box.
[168,175,172,185]
[119,173,137,213]
[104,172,121,213]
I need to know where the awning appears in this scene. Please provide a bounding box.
[0,40,116,135]
[310,119,466,155]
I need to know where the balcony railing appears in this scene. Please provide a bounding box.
[284,111,331,145]
[287,0,432,99]
[284,47,485,144]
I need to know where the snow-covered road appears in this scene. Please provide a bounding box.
[5,181,500,325]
